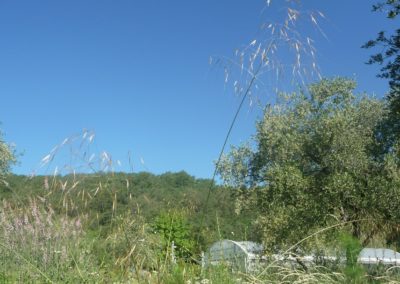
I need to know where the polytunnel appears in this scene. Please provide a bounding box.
[203,240,264,273]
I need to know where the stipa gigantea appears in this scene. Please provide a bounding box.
[200,0,328,244]
[32,129,142,218]
[212,0,326,105]
[213,0,328,173]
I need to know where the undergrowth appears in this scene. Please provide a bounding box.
[0,177,400,283]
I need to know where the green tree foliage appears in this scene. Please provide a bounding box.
[0,128,15,179]
[363,0,400,139]
[218,78,400,249]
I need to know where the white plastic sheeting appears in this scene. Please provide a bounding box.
[359,248,400,266]
[204,240,400,273]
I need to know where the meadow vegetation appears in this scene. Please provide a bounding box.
[0,170,260,282]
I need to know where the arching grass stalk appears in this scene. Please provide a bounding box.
[196,60,263,246]
[198,1,327,247]
[70,248,85,282]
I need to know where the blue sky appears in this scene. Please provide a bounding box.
[0,0,397,178]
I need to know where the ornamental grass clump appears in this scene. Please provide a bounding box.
[0,199,100,282]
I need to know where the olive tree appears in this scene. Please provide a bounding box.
[363,1,400,147]
[218,78,400,249]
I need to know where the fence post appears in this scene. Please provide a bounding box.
[171,241,176,264]
[201,251,205,272]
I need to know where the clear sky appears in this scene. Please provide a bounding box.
[0,0,397,178]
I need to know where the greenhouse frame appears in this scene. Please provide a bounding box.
[203,240,400,273]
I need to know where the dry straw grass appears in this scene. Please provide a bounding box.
[211,0,326,106]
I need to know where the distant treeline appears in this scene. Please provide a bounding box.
[0,171,258,249]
